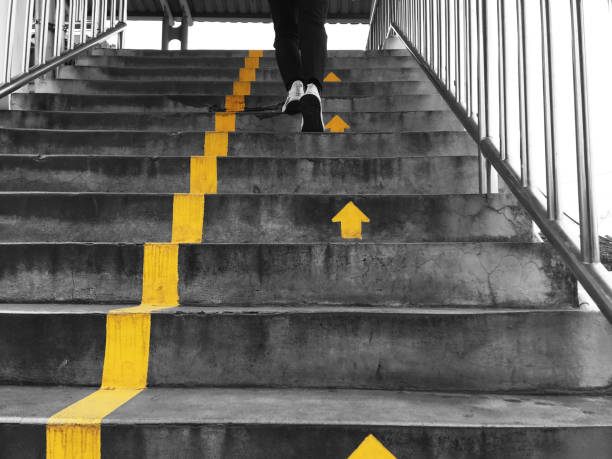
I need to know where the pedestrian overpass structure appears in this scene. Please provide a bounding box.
[1,0,612,458]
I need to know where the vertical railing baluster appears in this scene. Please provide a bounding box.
[455,0,461,101]
[445,0,450,89]
[516,0,530,187]
[67,0,76,49]
[570,0,599,263]
[2,0,16,84]
[497,0,507,160]
[540,0,559,220]
[53,0,66,57]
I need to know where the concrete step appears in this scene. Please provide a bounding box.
[10,93,449,112]
[29,79,436,96]
[76,55,422,69]
[0,155,478,194]
[89,49,413,58]
[0,242,574,307]
[0,110,462,132]
[0,131,475,157]
[0,193,531,243]
[58,65,429,82]
[2,386,612,458]
[0,305,608,392]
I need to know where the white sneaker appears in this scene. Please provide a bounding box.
[300,83,324,133]
[282,80,304,115]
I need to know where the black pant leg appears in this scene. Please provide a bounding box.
[268,0,302,90]
[298,0,329,92]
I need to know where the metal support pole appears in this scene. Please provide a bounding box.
[34,0,51,65]
[570,0,599,264]
[540,0,559,220]
[516,0,530,187]
[497,0,507,160]
[118,0,126,47]
[53,0,66,57]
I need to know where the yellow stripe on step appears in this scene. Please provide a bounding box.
[248,49,264,58]
[190,156,218,194]
[239,68,256,82]
[46,50,262,459]
[204,131,229,157]
[215,112,236,132]
[171,194,204,243]
[233,80,251,96]
[225,95,245,112]
[47,388,143,459]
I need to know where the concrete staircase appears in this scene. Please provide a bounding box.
[0,48,611,458]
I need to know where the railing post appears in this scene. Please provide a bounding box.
[118,0,127,48]
[516,0,530,187]
[540,0,559,220]
[570,0,600,264]
[497,0,507,161]
[52,0,66,57]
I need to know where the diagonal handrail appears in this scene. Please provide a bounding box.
[367,0,612,322]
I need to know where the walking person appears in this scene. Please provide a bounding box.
[268,0,329,132]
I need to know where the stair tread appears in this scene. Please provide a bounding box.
[2,385,611,427]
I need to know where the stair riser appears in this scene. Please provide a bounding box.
[89,49,413,58]
[0,156,478,195]
[3,421,612,459]
[0,243,575,307]
[31,80,436,96]
[76,56,422,69]
[1,310,608,392]
[0,110,463,132]
[58,66,429,82]
[0,194,531,243]
[0,132,476,158]
[10,93,450,112]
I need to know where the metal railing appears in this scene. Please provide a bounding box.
[367,0,612,321]
[1,0,128,102]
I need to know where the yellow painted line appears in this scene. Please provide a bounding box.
[324,71,342,82]
[248,49,264,58]
[239,67,257,82]
[225,95,245,111]
[215,112,237,132]
[47,388,143,459]
[348,435,396,458]
[325,115,351,133]
[171,193,205,243]
[46,244,179,459]
[204,131,229,157]
[233,80,252,96]
[332,201,370,240]
[46,50,262,459]
[190,156,218,194]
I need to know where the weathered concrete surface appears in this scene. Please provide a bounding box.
[0,243,574,306]
[0,156,478,194]
[0,193,531,243]
[0,243,143,303]
[0,110,462,131]
[11,93,451,112]
[75,55,423,69]
[3,386,612,458]
[31,79,438,97]
[0,306,611,391]
[58,65,430,82]
[0,131,476,157]
[174,243,575,308]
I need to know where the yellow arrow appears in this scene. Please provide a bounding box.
[348,434,396,459]
[332,201,370,239]
[324,71,341,82]
[325,115,350,133]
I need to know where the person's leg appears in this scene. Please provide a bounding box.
[298,0,329,92]
[268,0,302,91]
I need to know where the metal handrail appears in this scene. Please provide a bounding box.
[1,0,128,103]
[367,0,612,321]
[0,22,126,100]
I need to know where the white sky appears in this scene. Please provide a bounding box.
[123,17,612,237]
